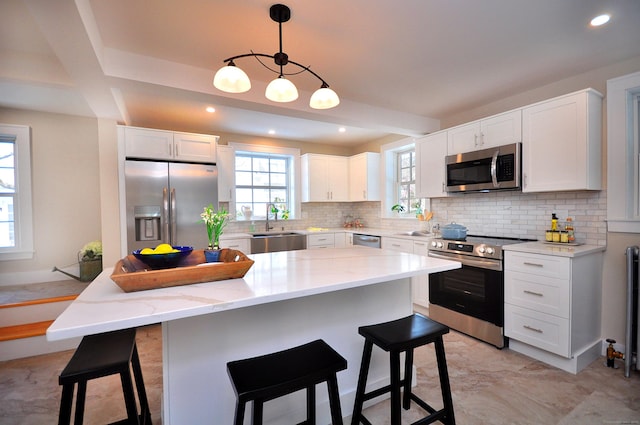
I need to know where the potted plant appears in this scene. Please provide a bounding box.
[200,204,229,261]
[391,204,405,215]
[79,241,102,282]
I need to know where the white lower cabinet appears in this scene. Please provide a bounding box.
[504,249,602,373]
[307,233,336,249]
[219,236,250,254]
[382,237,431,308]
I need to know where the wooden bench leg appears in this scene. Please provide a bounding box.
[120,369,141,424]
[327,374,344,425]
[351,340,373,425]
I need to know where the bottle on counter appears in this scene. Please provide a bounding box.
[551,213,558,231]
[565,217,575,243]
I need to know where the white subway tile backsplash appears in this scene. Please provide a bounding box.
[224,190,606,247]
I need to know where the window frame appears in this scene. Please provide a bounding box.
[381,137,423,219]
[228,142,301,221]
[0,124,34,260]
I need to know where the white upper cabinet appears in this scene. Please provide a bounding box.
[124,126,218,163]
[301,154,349,202]
[415,131,448,198]
[447,110,522,154]
[522,89,602,192]
[216,144,235,203]
[349,152,380,201]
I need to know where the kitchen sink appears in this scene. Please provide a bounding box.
[395,230,431,237]
[250,232,307,254]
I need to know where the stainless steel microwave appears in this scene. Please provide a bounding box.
[445,143,521,193]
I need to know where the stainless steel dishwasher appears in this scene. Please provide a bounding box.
[352,233,381,248]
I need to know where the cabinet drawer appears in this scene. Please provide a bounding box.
[412,240,430,256]
[219,238,250,254]
[505,304,570,357]
[381,237,414,253]
[307,233,335,248]
[505,271,570,318]
[505,251,570,279]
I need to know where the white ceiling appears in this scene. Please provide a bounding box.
[2,0,640,145]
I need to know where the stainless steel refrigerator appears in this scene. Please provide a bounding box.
[124,160,218,252]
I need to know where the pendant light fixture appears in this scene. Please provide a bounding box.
[213,4,339,109]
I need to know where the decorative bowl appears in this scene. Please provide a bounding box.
[132,246,193,269]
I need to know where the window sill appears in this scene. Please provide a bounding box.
[607,219,640,234]
[0,250,35,261]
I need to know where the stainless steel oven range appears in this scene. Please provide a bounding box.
[428,235,534,348]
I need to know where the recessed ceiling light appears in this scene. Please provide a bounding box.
[590,14,610,27]
[338,127,346,133]
[205,106,216,113]
[268,129,276,135]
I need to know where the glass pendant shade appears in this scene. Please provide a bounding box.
[309,86,340,109]
[265,76,299,102]
[213,64,251,93]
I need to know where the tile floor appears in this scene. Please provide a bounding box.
[1,324,639,424]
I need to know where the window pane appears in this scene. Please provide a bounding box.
[270,158,286,172]
[253,172,270,186]
[0,197,14,247]
[270,173,286,187]
[253,188,270,203]
[0,169,14,193]
[235,156,252,171]
[235,171,252,186]
[235,188,253,203]
[254,157,269,172]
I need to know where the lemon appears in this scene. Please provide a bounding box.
[140,247,154,255]
[154,243,174,254]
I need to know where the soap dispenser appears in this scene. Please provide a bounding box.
[551,213,558,231]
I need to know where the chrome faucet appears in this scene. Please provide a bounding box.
[265,203,277,231]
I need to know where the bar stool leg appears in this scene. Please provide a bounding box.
[58,384,74,425]
[120,369,141,424]
[306,385,316,425]
[435,337,456,425]
[327,374,344,425]
[74,381,87,425]
[131,344,151,424]
[403,349,414,410]
[252,399,264,424]
[351,340,373,425]
[389,351,402,425]
[233,400,246,425]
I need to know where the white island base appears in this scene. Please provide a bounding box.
[164,279,412,424]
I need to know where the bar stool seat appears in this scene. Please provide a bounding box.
[351,313,455,425]
[227,339,347,425]
[58,328,151,425]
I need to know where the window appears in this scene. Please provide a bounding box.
[0,124,34,260]
[396,148,419,213]
[229,143,300,221]
[381,137,424,218]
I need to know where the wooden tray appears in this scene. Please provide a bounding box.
[110,249,254,293]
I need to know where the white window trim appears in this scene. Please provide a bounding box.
[381,137,418,219]
[607,71,640,233]
[228,142,301,221]
[0,124,34,260]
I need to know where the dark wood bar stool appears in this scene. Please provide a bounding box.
[57,328,151,425]
[351,313,455,425]
[227,339,347,425]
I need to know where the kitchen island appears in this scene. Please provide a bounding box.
[47,247,460,424]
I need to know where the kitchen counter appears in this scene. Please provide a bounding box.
[47,247,459,424]
[503,241,606,257]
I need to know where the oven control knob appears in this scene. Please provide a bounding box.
[431,241,437,248]
[478,247,486,254]
[486,247,495,255]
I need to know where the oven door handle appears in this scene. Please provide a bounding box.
[428,251,503,271]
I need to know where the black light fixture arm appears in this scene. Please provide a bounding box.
[222,54,331,88]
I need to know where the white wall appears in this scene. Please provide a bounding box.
[0,109,102,285]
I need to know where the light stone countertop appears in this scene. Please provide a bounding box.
[502,241,606,257]
[221,227,434,241]
[46,247,460,341]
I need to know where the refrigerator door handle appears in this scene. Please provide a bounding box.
[162,187,170,244]
[170,188,177,246]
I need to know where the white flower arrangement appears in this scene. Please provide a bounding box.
[80,241,102,261]
[200,204,230,249]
